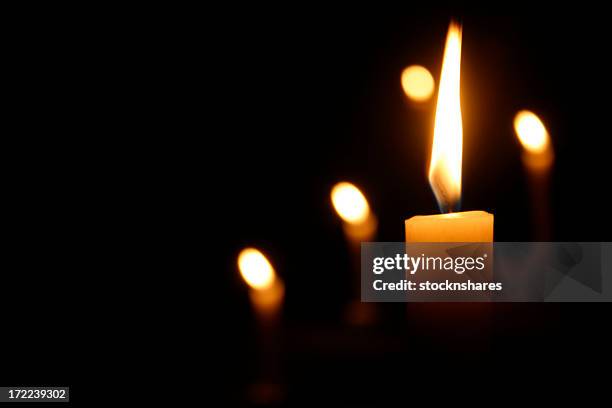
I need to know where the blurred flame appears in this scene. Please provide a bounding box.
[401,65,435,102]
[331,182,371,224]
[429,21,463,213]
[238,248,275,290]
[514,110,550,154]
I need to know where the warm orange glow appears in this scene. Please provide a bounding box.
[429,21,463,212]
[238,248,275,290]
[331,182,371,224]
[514,110,550,154]
[401,65,435,102]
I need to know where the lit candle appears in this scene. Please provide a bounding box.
[402,22,493,346]
[514,110,554,173]
[238,247,284,404]
[405,21,493,242]
[331,182,377,245]
[514,110,553,240]
[331,182,378,325]
[238,247,284,322]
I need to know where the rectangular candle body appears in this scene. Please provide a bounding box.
[405,210,493,301]
[405,210,493,242]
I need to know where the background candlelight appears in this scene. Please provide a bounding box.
[237,247,285,404]
[238,247,285,319]
[401,65,435,103]
[331,181,378,325]
[331,181,377,243]
[514,110,554,240]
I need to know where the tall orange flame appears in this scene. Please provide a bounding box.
[429,21,463,213]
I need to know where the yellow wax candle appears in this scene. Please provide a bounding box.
[406,211,493,242]
[404,21,495,326]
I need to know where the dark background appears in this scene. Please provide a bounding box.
[214,9,612,406]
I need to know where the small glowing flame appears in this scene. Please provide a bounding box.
[514,110,550,154]
[331,182,370,224]
[238,248,275,290]
[401,65,435,102]
[429,21,463,213]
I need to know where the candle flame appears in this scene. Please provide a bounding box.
[331,182,371,224]
[429,21,463,213]
[401,65,435,102]
[514,110,550,154]
[238,248,276,290]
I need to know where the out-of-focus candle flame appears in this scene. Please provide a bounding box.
[429,21,463,213]
[238,248,276,290]
[401,65,435,102]
[331,182,371,225]
[514,110,550,154]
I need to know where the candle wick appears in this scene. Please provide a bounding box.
[438,199,460,214]
[430,171,461,214]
